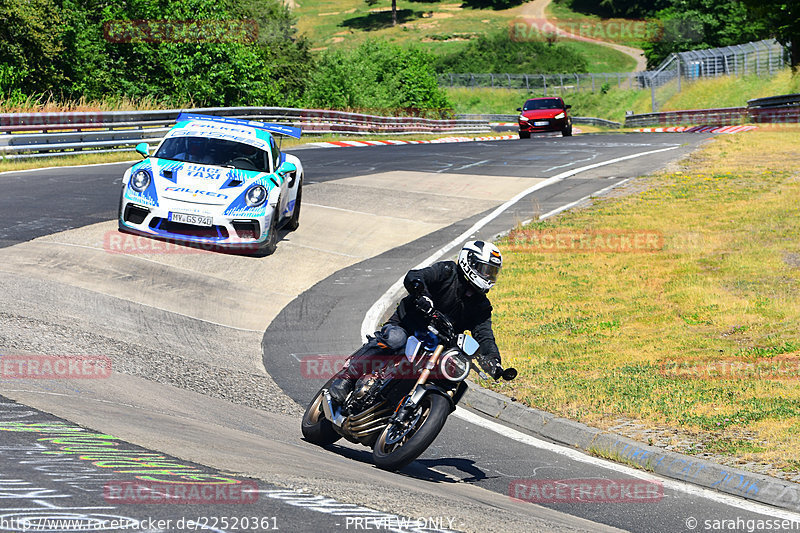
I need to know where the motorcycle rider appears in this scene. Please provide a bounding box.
[329,240,510,403]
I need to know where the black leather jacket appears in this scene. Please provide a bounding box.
[386,261,501,365]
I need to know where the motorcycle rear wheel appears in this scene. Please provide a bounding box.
[372,393,449,471]
[301,384,342,446]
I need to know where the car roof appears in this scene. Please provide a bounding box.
[164,113,302,152]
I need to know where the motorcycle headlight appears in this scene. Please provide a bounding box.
[439,349,471,382]
[519,115,529,122]
[245,185,267,207]
[130,170,150,192]
[554,112,566,119]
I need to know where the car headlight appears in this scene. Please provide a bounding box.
[554,112,566,119]
[130,170,151,192]
[519,115,529,122]
[245,185,267,207]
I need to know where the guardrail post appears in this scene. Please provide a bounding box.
[507,73,511,90]
[591,73,595,92]
[542,75,547,96]
[525,74,529,91]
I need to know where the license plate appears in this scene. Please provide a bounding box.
[534,121,549,126]
[169,212,212,226]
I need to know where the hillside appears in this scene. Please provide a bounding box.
[292,0,636,73]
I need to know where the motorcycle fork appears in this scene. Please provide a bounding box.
[393,345,444,423]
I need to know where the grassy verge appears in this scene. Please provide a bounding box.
[0,131,514,173]
[490,129,800,469]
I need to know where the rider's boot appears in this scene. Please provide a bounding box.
[329,375,356,403]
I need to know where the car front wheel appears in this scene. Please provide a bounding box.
[519,131,531,139]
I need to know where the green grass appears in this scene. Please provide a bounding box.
[660,70,800,111]
[547,0,655,49]
[446,68,800,120]
[490,130,800,468]
[558,40,636,73]
[293,1,638,73]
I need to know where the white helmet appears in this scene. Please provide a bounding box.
[458,240,502,293]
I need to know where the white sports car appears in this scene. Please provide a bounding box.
[118,113,303,255]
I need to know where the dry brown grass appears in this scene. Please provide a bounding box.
[489,129,800,469]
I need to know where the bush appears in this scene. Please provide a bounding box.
[0,0,311,107]
[303,41,452,113]
[435,31,588,74]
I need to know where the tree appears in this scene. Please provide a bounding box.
[365,0,397,27]
[741,0,800,67]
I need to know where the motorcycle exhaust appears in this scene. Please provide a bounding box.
[322,390,346,427]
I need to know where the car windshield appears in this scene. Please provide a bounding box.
[155,136,271,172]
[523,99,564,111]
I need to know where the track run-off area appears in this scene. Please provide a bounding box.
[1,133,796,532]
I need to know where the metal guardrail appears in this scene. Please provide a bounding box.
[625,92,800,127]
[457,114,621,128]
[747,94,800,108]
[0,107,491,159]
[624,107,747,128]
[572,117,622,128]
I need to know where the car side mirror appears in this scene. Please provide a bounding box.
[135,143,150,158]
[277,161,297,186]
[565,105,572,110]
[277,161,297,176]
[516,108,522,112]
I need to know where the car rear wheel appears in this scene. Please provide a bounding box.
[519,131,530,139]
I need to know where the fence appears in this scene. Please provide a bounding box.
[0,107,491,159]
[439,39,788,112]
[440,72,641,93]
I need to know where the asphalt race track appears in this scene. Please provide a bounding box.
[1,133,796,532]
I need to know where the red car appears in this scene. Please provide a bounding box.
[517,97,573,138]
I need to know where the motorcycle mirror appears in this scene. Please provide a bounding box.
[501,367,518,381]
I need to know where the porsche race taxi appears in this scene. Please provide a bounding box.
[118,113,303,255]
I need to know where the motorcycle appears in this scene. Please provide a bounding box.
[301,309,517,471]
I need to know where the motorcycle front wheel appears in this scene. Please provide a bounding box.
[372,393,450,471]
[301,382,342,446]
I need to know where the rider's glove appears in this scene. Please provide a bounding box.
[409,279,425,297]
[414,295,434,317]
[478,356,503,380]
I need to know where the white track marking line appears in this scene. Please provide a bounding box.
[454,408,800,520]
[0,159,137,175]
[359,143,800,517]
[361,145,680,339]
